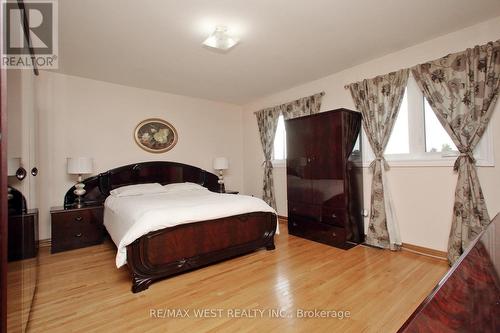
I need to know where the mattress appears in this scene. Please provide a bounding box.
[104,184,276,267]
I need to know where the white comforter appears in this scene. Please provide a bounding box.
[104,187,276,267]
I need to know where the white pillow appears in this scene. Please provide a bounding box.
[162,182,207,193]
[110,183,167,197]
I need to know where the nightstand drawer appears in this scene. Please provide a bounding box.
[52,217,102,241]
[51,206,104,253]
[52,209,100,227]
[52,228,102,253]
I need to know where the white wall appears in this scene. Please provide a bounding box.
[242,16,500,252]
[35,72,244,240]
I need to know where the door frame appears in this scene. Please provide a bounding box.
[0,0,8,330]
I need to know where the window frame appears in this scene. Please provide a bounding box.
[361,75,494,168]
[270,76,495,168]
[361,126,494,167]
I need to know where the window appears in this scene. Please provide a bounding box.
[424,99,457,154]
[273,114,287,163]
[363,75,494,167]
[271,75,494,168]
[385,90,410,154]
[352,134,361,155]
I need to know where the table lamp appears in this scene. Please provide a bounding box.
[213,157,229,193]
[67,157,93,207]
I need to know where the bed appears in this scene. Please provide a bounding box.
[63,161,277,293]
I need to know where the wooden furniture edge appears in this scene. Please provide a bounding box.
[0,0,6,328]
[397,213,500,332]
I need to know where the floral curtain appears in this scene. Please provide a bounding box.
[255,108,281,209]
[282,93,324,120]
[255,92,324,209]
[411,40,500,264]
[348,69,409,250]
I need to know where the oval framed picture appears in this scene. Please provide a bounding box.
[134,118,178,153]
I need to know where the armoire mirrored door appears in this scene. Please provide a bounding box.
[6,67,39,332]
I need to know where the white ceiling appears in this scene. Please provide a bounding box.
[56,0,500,104]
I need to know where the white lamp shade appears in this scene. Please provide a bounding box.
[67,157,94,175]
[213,157,229,170]
[7,158,20,176]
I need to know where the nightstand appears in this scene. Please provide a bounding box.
[50,205,104,253]
[8,209,39,261]
[224,190,239,194]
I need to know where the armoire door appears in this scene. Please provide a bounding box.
[286,115,313,206]
[6,69,39,333]
[286,109,364,249]
[0,1,8,327]
[1,2,40,331]
[308,112,345,209]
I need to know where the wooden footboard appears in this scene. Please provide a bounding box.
[126,212,277,293]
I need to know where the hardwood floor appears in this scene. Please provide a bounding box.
[28,223,448,332]
[6,258,37,332]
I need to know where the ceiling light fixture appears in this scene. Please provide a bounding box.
[202,26,239,51]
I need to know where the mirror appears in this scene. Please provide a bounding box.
[6,68,39,332]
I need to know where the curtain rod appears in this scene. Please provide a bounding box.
[253,91,325,114]
[344,69,417,90]
[348,39,500,90]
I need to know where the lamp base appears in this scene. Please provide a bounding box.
[73,180,86,208]
[74,196,84,209]
[217,170,225,193]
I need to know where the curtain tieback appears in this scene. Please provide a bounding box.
[454,150,475,172]
[369,156,390,173]
[262,160,273,168]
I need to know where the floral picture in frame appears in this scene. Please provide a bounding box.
[134,118,178,153]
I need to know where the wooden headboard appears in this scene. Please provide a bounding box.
[8,187,26,215]
[63,161,220,208]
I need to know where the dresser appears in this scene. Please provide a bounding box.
[398,213,500,332]
[50,205,105,253]
[286,108,364,249]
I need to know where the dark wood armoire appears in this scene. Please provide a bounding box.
[286,108,364,249]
